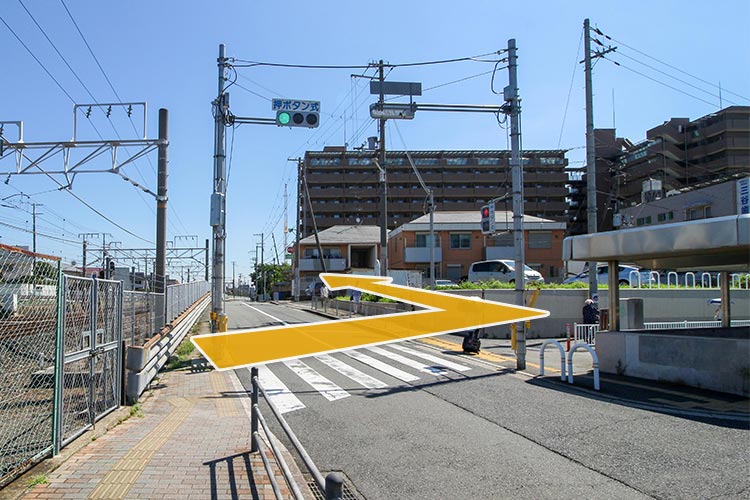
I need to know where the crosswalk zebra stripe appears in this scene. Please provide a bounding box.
[257,365,305,414]
[391,344,471,372]
[283,359,350,401]
[344,350,420,382]
[366,346,449,376]
[315,354,389,389]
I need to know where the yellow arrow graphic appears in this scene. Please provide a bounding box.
[191,273,549,370]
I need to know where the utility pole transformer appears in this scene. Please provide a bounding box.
[507,39,527,370]
[211,44,229,332]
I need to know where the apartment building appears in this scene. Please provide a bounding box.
[388,211,566,282]
[301,148,569,237]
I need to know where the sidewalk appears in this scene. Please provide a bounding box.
[5,349,310,499]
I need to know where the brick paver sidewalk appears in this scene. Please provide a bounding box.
[20,366,304,499]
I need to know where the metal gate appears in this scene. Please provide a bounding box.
[55,275,122,452]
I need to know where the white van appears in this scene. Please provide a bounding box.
[468,259,544,284]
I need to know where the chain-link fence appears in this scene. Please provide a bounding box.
[122,290,164,347]
[0,244,60,487]
[166,281,209,324]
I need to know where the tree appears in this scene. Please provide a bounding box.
[250,263,292,296]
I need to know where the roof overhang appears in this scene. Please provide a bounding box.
[562,215,750,272]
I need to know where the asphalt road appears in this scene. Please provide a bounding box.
[226,298,750,499]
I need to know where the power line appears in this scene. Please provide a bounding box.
[0,13,76,103]
[601,55,719,108]
[593,27,749,102]
[558,27,584,149]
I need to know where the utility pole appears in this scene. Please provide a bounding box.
[283,182,288,263]
[155,108,169,296]
[584,18,598,302]
[79,232,98,277]
[377,60,388,277]
[211,44,229,332]
[254,234,264,300]
[31,203,43,254]
[507,39,527,370]
[232,261,236,295]
[293,158,302,301]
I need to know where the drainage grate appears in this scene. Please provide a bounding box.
[307,471,364,500]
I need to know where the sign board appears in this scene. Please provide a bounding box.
[370,81,422,96]
[738,177,750,215]
[272,99,320,112]
[369,103,415,120]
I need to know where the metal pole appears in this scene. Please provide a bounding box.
[584,19,599,301]
[155,108,168,295]
[260,234,265,301]
[212,44,228,332]
[378,60,388,277]
[508,38,527,370]
[294,160,302,301]
[82,239,87,277]
[250,367,259,452]
[429,190,435,289]
[204,238,209,281]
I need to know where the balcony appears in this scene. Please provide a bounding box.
[299,258,347,272]
[405,246,442,263]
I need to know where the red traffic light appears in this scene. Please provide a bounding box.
[481,207,490,217]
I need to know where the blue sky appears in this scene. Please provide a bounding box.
[1,0,748,281]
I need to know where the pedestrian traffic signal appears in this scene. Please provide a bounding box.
[276,110,319,128]
[480,203,495,234]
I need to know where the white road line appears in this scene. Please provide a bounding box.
[366,345,449,376]
[344,350,420,382]
[283,359,350,402]
[256,365,305,414]
[391,344,471,372]
[315,354,388,389]
[242,302,287,324]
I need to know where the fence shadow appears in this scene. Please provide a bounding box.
[203,450,263,500]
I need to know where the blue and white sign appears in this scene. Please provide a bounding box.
[738,177,750,215]
[272,99,320,112]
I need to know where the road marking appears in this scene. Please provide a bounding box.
[257,365,305,414]
[242,302,287,324]
[391,344,471,372]
[345,350,420,382]
[366,345,449,376]
[193,274,548,370]
[283,358,350,401]
[315,353,388,389]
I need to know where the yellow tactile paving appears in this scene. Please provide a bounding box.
[88,405,191,499]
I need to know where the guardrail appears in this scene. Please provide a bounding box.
[249,367,344,500]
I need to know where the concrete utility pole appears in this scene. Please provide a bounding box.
[584,18,599,301]
[378,60,388,277]
[294,159,302,301]
[507,39,527,370]
[254,234,264,300]
[211,44,229,332]
[155,108,168,295]
[31,203,43,254]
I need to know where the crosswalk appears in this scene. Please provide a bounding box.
[251,341,479,414]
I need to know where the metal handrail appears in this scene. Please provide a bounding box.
[250,367,344,500]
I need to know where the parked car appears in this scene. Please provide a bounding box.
[468,259,544,284]
[434,279,459,288]
[563,264,654,286]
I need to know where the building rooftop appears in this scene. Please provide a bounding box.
[299,225,382,245]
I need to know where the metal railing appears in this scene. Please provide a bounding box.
[573,320,750,345]
[250,367,344,500]
[122,290,163,346]
[165,281,210,325]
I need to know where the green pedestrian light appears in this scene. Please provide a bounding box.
[277,111,292,126]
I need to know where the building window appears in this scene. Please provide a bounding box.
[414,158,439,166]
[304,248,342,259]
[446,158,469,165]
[449,233,471,249]
[309,157,341,166]
[528,231,552,249]
[477,158,502,165]
[415,233,437,247]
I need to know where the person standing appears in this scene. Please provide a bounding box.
[582,298,599,324]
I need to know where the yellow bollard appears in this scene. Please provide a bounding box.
[510,323,517,350]
[217,314,229,332]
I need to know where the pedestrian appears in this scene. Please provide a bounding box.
[582,298,599,325]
